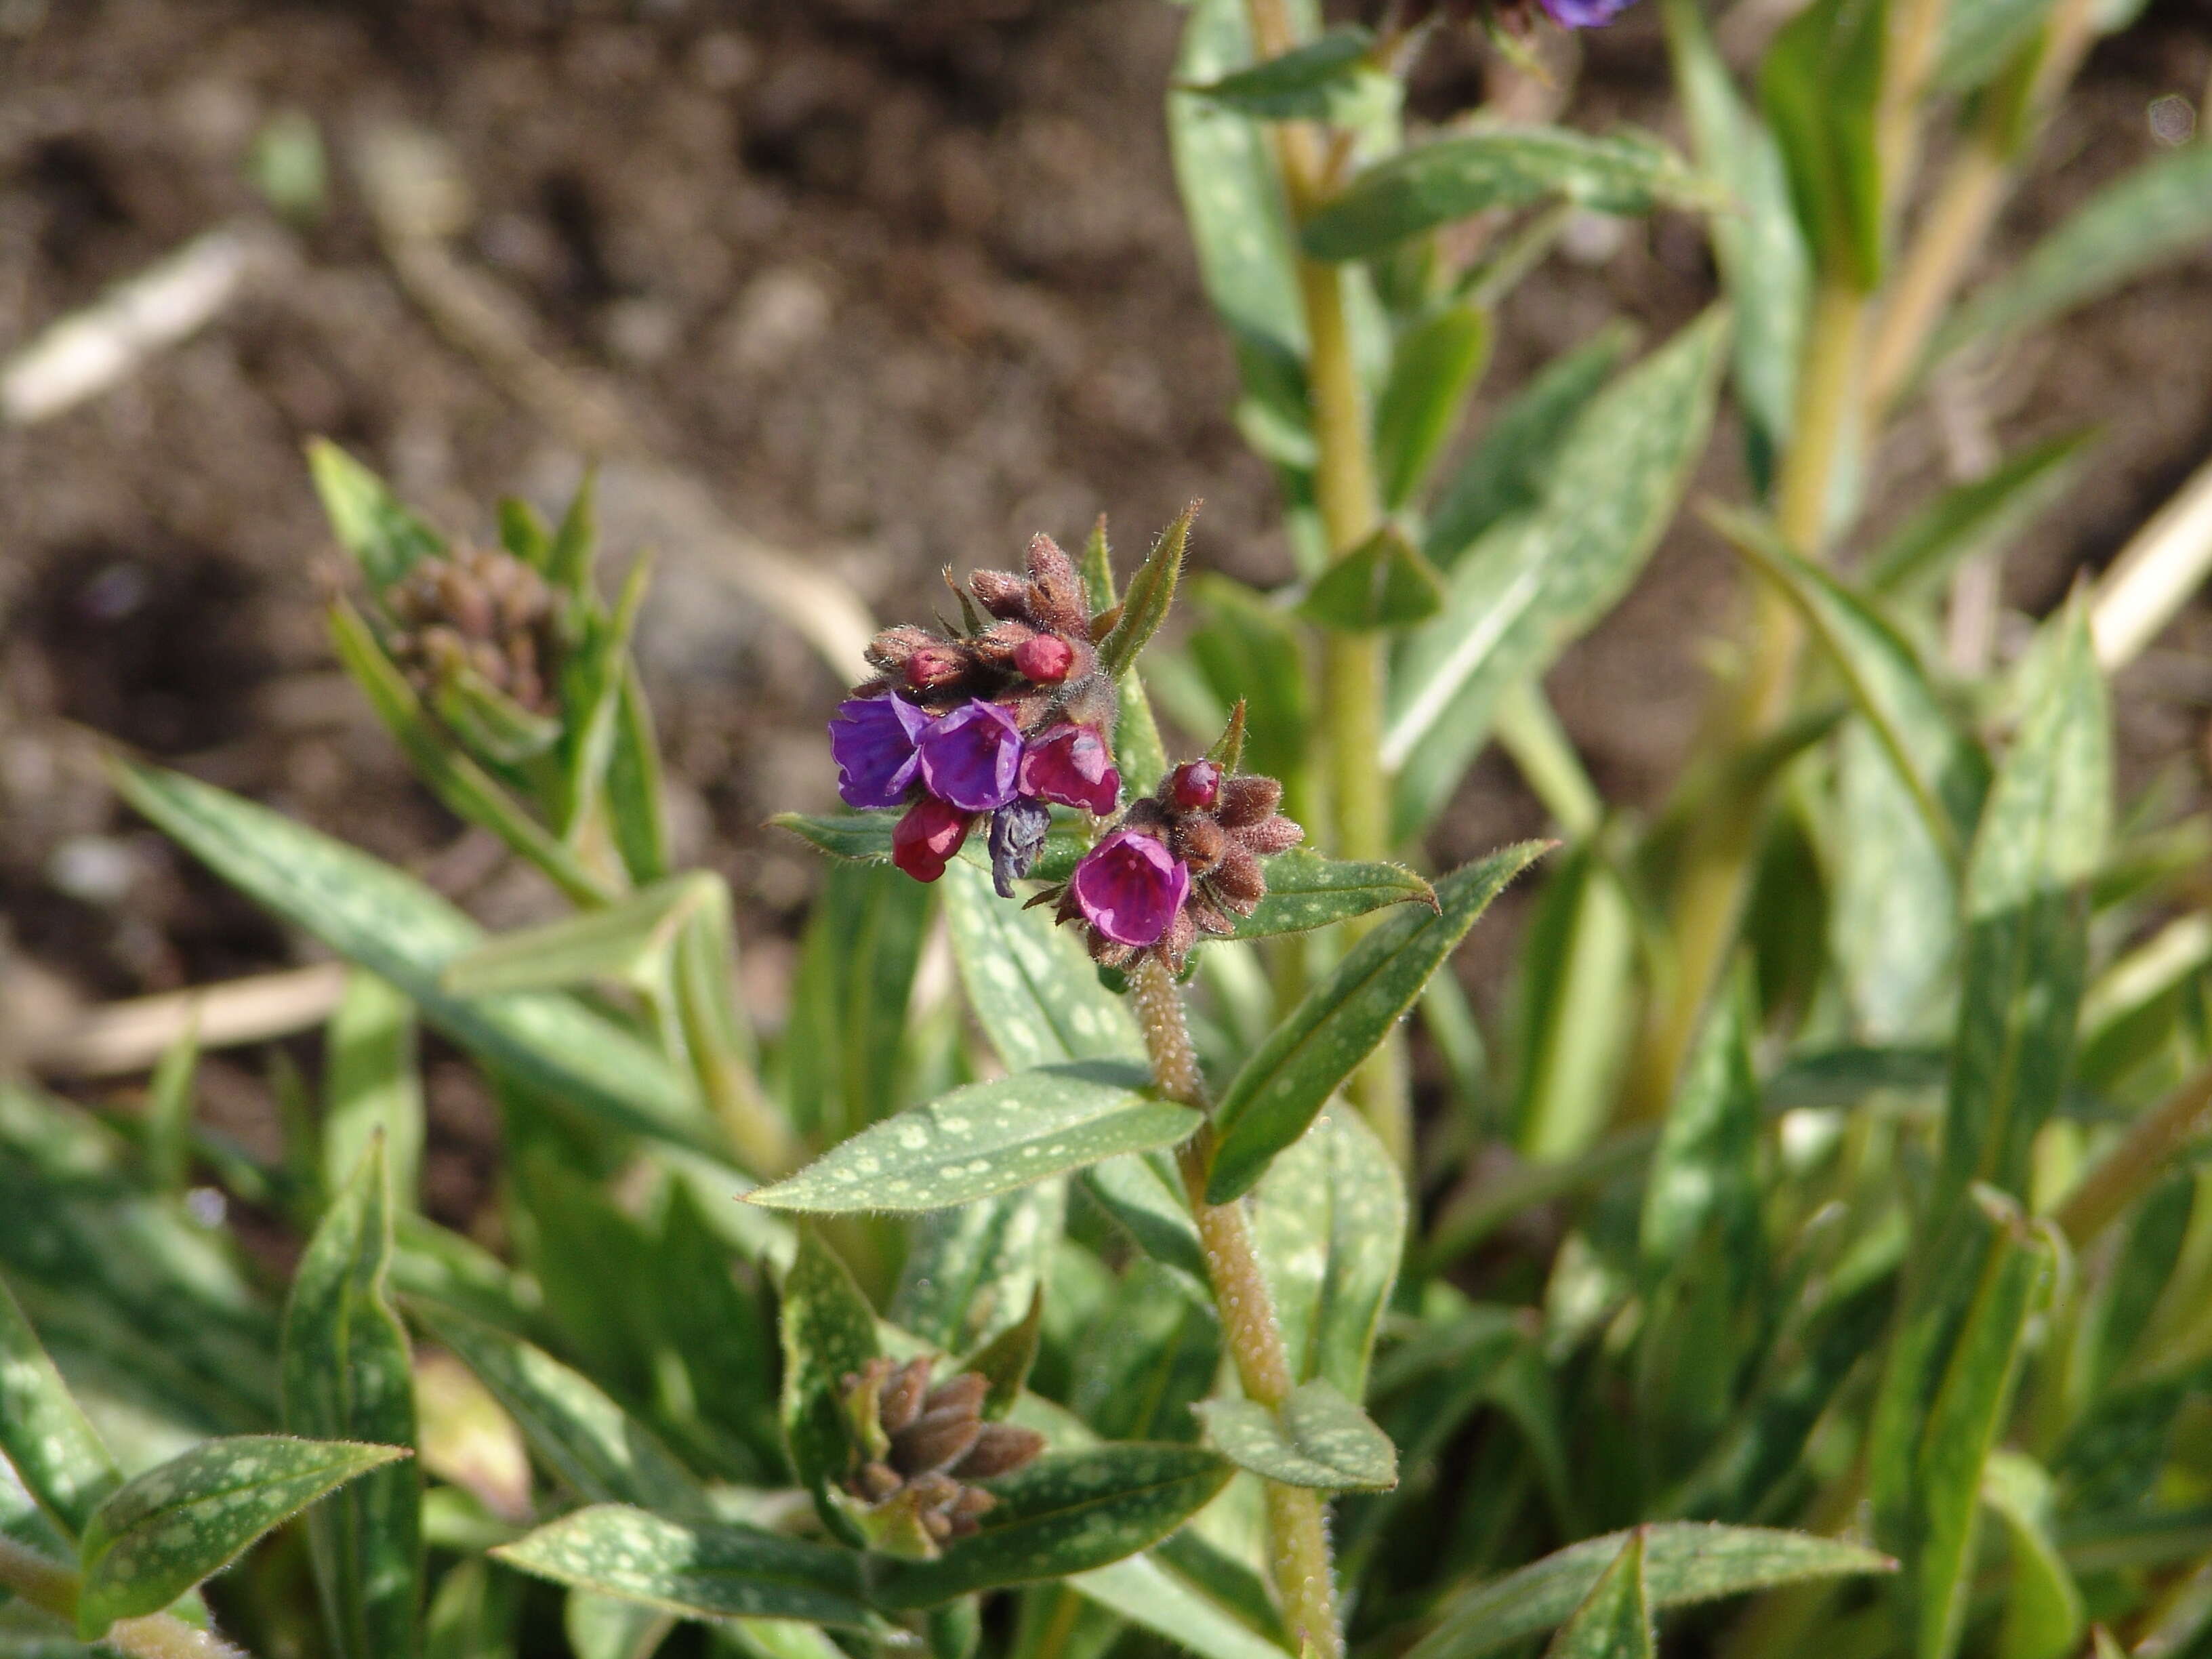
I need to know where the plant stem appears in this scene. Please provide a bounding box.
[1242,0,1409,1165]
[2055,1066,2212,1247]
[1130,958,1344,1659]
[0,1538,247,1659]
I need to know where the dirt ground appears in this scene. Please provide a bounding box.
[2,0,2210,1211]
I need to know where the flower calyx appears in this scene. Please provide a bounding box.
[384,543,562,717]
[835,1356,1044,1559]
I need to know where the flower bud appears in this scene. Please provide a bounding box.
[1013,633,1075,682]
[893,796,975,884]
[1019,724,1119,816]
[1169,760,1221,811]
[905,644,972,693]
[951,1422,1045,1481]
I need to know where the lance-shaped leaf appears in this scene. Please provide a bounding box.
[1298,527,1447,631]
[1711,505,1988,860]
[281,1137,423,1659]
[1195,1381,1397,1492]
[943,861,1143,1072]
[1508,843,1637,1164]
[1071,1552,1292,1659]
[1982,1450,2083,1659]
[895,1185,1064,1356]
[1180,25,1381,122]
[1302,129,1713,262]
[75,1436,409,1637]
[1071,1261,1220,1444]
[1208,843,1546,1203]
[1233,850,1435,941]
[1638,968,1761,1281]
[554,552,651,840]
[1375,303,1492,511]
[409,1306,708,1522]
[777,1229,880,1528]
[1098,506,1197,680]
[1387,312,1728,839]
[1867,1190,2053,1659]
[1084,1152,1209,1284]
[786,859,933,1146]
[1864,431,2097,600]
[862,1446,1232,1609]
[1405,1525,1893,1659]
[1189,575,1308,782]
[308,440,445,590]
[110,760,714,1156]
[749,1064,1198,1215]
[1936,145,2212,361]
[959,1288,1046,1420]
[1830,720,1960,1044]
[142,1017,199,1195]
[1937,0,2062,91]
[441,874,724,998]
[1547,1530,1651,1659]
[323,970,424,1211]
[493,1506,871,1629]
[1759,0,1886,290]
[1937,605,2110,1213]
[0,1276,120,1540]
[1249,1109,1405,1397]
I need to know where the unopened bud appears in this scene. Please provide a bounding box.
[1013,633,1075,682]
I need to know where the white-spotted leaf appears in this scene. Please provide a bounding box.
[1195,1381,1397,1492]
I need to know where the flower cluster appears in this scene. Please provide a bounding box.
[385,543,560,714]
[838,1356,1045,1552]
[1042,756,1302,972]
[830,534,1121,892]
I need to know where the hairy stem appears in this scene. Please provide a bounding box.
[0,1538,247,1659]
[1130,958,1344,1659]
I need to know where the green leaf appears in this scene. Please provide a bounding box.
[1069,1553,1293,1659]
[787,861,933,1147]
[959,1288,1046,1420]
[142,1017,199,1195]
[1188,576,1309,783]
[0,1277,119,1540]
[1209,844,1546,1203]
[409,1306,708,1521]
[1297,527,1447,631]
[1712,505,1988,859]
[1982,1450,2083,1659]
[1545,1530,1650,1659]
[442,876,722,997]
[429,667,563,766]
[1195,1381,1397,1492]
[1422,322,1636,569]
[777,1229,880,1529]
[566,1590,672,1659]
[1865,434,2096,601]
[493,1506,870,1628]
[109,760,714,1157]
[1234,851,1436,943]
[1116,671,1173,804]
[862,1446,1233,1609]
[1099,506,1196,680]
[548,470,599,596]
[1302,129,1715,263]
[1248,1109,1405,1397]
[1181,26,1380,122]
[325,600,613,908]
[1759,0,1886,289]
[281,1136,423,1659]
[1083,1153,1209,1285]
[497,496,550,569]
[1071,1261,1219,1443]
[75,1437,408,1637]
[1937,605,2110,1212]
[1870,1191,2051,1659]
[1388,312,1729,840]
[423,1555,521,1659]
[1937,0,2061,92]
[608,670,672,886]
[750,1064,1198,1215]
[1936,146,2212,360]
[1830,722,1959,1041]
[1508,844,1637,1164]
[308,440,445,591]
[1405,1525,1893,1659]
[895,1185,1065,1356]
[554,554,653,841]
[1661,0,1807,485]
[943,861,1143,1072]
[323,970,424,1209]
[1375,304,1492,511]
[1639,968,1761,1279]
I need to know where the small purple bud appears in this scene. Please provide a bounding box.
[918,699,1024,813]
[1019,724,1120,816]
[989,798,1054,899]
[1537,0,1635,26]
[1071,829,1189,949]
[830,695,931,811]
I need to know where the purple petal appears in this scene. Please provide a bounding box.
[1071,830,1189,949]
[1019,724,1121,816]
[1538,0,1635,26]
[918,699,1024,813]
[830,695,930,810]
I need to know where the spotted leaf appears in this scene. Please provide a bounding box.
[1195,1380,1398,1491]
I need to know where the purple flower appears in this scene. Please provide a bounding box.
[1538,0,1635,26]
[1071,830,1189,949]
[830,695,933,810]
[1019,724,1120,816]
[918,700,1024,813]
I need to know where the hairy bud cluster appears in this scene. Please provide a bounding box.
[384,544,559,714]
[838,1356,1045,1550]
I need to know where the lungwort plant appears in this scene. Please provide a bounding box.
[8,0,2212,1656]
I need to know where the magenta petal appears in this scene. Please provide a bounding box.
[918,699,1025,812]
[1019,724,1120,816]
[831,695,931,810]
[1071,830,1189,948]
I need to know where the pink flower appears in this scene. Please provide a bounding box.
[893,796,975,884]
[1070,829,1189,948]
[1019,724,1120,817]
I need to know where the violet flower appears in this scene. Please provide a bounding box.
[1538,0,1635,26]
[918,700,1024,813]
[1070,829,1189,949]
[1019,724,1120,817]
[830,695,933,811]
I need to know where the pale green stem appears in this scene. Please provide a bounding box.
[0,1538,247,1659]
[1130,958,1344,1659]
[2055,1066,2212,1247]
